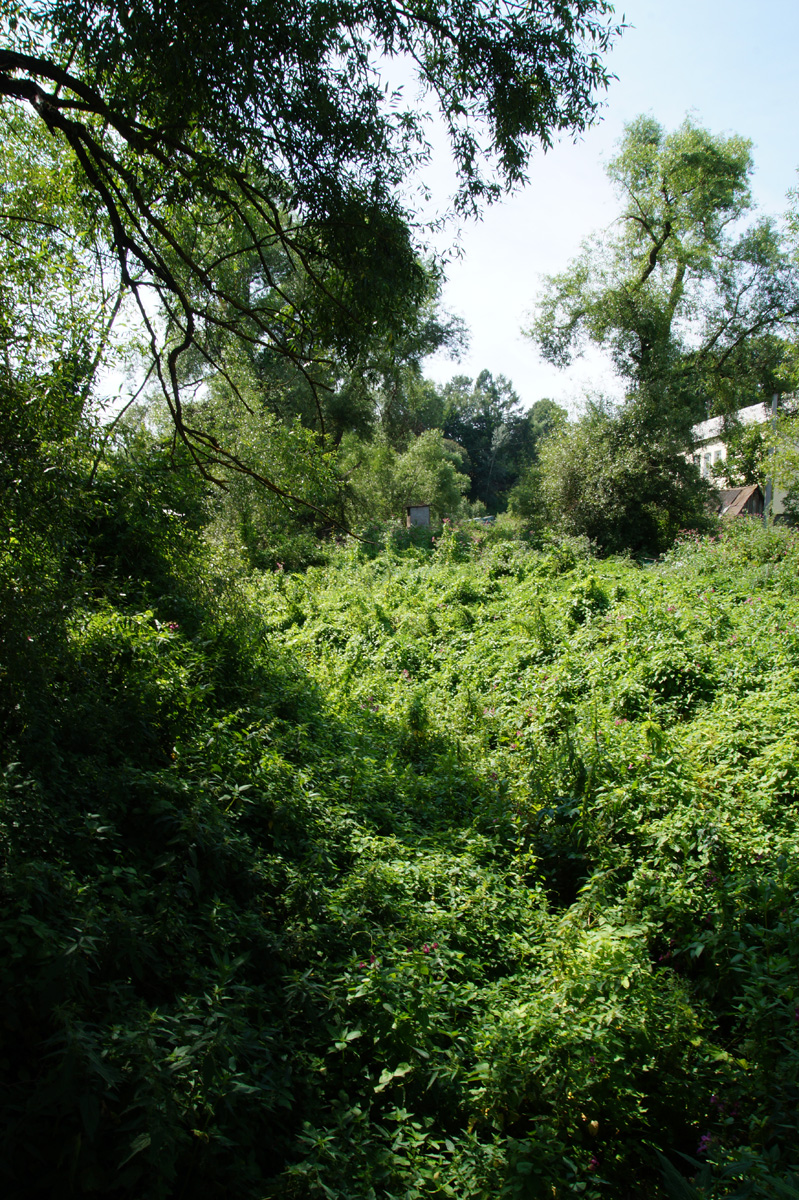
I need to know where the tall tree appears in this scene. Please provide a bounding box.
[1,0,620,488]
[441,370,534,509]
[527,116,799,440]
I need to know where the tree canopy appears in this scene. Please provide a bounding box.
[1,0,619,485]
[535,402,713,555]
[527,116,799,440]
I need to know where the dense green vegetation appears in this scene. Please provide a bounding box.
[517,116,799,556]
[1,0,618,486]
[5,14,799,1198]
[4,476,799,1197]
[528,117,798,433]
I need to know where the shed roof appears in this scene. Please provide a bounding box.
[718,484,763,516]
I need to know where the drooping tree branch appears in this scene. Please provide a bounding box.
[2,0,620,517]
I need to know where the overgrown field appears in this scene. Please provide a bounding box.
[3,518,799,1198]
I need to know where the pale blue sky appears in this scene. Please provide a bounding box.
[423,0,799,410]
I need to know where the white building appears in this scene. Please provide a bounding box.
[689,400,787,516]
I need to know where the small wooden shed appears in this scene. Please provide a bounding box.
[406,505,431,528]
[717,484,765,517]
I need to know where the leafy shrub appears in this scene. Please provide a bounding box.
[536,405,715,556]
[567,573,610,624]
[639,647,716,714]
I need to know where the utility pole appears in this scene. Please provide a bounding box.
[763,392,779,525]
